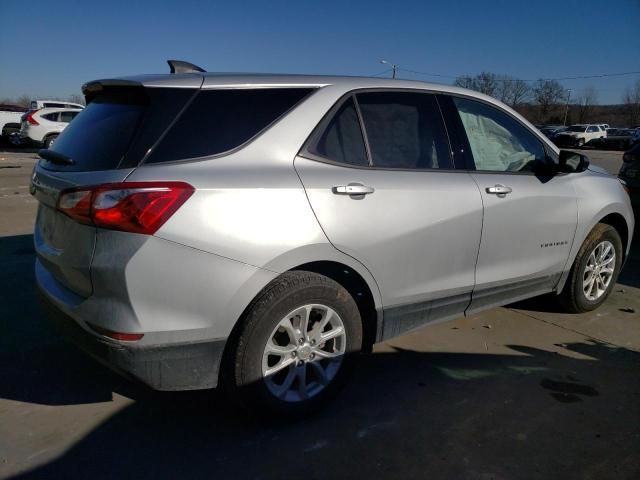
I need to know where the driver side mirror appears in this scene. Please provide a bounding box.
[559,150,590,173]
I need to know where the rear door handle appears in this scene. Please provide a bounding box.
[332,184,375,196]
[486,184,512,197]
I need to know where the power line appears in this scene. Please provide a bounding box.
[395,67,640,83]
[541,71,640,81]
[398,68,457,79]
[370,68,392,77]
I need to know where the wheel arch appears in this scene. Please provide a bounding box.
[42,132,59,144]
[218,258,383,389]
[288,261,380,351]
[556,206,633,293]
[599,212,630,260]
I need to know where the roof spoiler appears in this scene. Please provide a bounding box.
[167,60,206,74]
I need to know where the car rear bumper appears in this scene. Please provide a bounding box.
[37,283,227,391]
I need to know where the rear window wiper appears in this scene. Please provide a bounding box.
[38,149,75,166]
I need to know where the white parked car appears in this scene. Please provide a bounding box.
[0,104,27,142]
[20,108,82,148]
[554,124,606,147]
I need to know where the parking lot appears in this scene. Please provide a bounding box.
[1,149,638,479]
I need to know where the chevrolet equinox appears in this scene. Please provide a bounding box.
[33,60,634,416]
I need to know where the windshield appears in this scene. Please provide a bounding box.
[567,126,586,132]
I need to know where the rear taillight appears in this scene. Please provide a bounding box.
[57,182,194,234]
[619,179,631,195]
[26,111,39,125]
[87,322,144,341]
[623,152,631,162]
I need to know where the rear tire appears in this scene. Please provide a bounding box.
[43,134,58,149]
[223,271,363,418]
[559,223,623,313]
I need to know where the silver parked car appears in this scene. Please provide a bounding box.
[33,61,634,416]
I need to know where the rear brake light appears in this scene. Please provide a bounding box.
[619,179,630,195]
[87,322,144,341]
[26,111,39,125]
[623,153,631,162]
[57,182,194,234]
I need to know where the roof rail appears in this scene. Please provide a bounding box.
[167,60,206,74]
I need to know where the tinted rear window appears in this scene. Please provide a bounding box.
[47,92,146,171]
[357,91,452,169]
[145,88,313,164]
[44,88,194,172]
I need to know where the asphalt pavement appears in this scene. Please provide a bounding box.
[0,149,638,480]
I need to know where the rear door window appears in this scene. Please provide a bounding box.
[145,88,313,164]
[356,91,452,169]
[59,111,78,123]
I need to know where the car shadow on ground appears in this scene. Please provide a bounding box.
[0,147,39,155]
[7,343,640,480]
[2,233,640,479]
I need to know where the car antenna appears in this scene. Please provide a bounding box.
[167,60,206,74]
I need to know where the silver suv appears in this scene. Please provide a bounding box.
[33,62,634,416]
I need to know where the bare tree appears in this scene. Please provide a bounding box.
[15,95,31,107]
[495,76,530,108]
[453,72,498,97]
[67,93,86,106]
[533,79,566,123]
[474,72,498,97]
[623,80,640,126]
[454,75,475,90]
[576,87,598,123]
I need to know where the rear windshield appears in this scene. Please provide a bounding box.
[45,89,152,172]
[43,87,313,171]
[144,88,313,164]
[567,126,586,132]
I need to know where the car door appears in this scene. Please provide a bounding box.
[446,95,578,313]
[295,91,484,339]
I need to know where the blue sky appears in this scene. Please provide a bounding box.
[1,0,638,103]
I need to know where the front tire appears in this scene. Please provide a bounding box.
[223,271,363,418]
[559,223,623,313]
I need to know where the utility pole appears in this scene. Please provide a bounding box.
[563,88,572,126]
[380,59,398,79]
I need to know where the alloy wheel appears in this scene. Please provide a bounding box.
[582,240,616,301]
[261,304,346,402]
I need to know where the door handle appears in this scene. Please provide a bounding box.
[486,184,512,197]
[332,184,375,196]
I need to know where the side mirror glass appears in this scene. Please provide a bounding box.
[559,150,590,173]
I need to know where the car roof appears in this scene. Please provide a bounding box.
[36,107,83,114]
[83,72,502,104]
[36,100,83,105]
